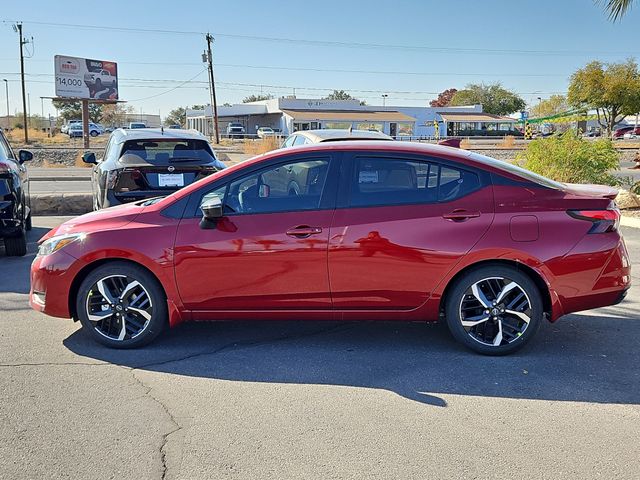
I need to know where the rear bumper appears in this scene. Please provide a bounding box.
[551,234,631,319]
[104,189,173,208]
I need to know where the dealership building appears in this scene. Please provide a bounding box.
[185,97,518,138]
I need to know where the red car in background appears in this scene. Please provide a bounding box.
[612,126,637,139]
[30,142,630,355]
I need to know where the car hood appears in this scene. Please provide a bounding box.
[39,202,145,243]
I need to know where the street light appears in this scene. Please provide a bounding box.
[2,79,8,130]
[381,94,388,107]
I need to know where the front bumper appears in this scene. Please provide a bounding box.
[30,249,87,319]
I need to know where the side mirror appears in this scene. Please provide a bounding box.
[18,149,33,164]
[82,152,97,164]
[200,195,223,229]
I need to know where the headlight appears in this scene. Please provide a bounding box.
[37,233,86,256]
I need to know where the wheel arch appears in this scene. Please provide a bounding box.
[68,258,167,321]
[439,259,553,319]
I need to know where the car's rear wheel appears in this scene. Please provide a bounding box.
[445,265,543,355]
[90,130,98,137]
[76,262,168,348]
[3,226,27,256]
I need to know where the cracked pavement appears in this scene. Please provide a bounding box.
[1,217,639,479]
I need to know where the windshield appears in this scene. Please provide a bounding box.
[467,151,564,190]
[119,139,216,165]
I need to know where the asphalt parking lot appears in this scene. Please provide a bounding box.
[1,217,639,479]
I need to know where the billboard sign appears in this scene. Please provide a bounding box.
[54,55,118,100]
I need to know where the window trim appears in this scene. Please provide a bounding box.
[185,153,340,218]
[340,151,487,210]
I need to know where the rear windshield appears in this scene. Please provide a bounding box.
[467,151,564,190]
[119,139,215,165]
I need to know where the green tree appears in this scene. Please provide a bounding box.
[323,90,366,105]
[516,130,620,186]
[450,83,526,116]
[164,107,186,127]
[567,59,640,135]
[530,95,569,118]
[242,94,274,103]
[52,100,103,123]
[429,88,458,107]
[599,0,635,20]
[101,103,134,128]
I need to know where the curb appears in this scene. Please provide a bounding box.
[31,193,92,216]
[30,177,92,182]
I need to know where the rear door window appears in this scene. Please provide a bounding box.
[349,156,480,207]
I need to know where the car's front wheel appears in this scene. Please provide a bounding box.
[76,262,168,348]
[445,265,543,355]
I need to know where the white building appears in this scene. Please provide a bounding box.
[186,97,517,138]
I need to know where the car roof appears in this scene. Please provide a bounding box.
[291,129,393,143]
[110,127,208,142]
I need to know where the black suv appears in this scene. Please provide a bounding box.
[0,129,32,256]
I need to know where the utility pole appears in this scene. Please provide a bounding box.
[205,33,220,144]
[3,79,8,130]
[16,23,29,143]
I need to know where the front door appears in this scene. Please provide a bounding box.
[328,153,494,311]
[173,155,336,312]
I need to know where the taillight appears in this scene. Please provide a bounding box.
[567,209,620,233]
[106,169,121,189]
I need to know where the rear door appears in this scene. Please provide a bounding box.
[328,152,494,311]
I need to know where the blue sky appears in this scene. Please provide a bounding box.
[1,0,639,118]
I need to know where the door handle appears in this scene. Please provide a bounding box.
[286,225,323,238]
[442,210,481,221]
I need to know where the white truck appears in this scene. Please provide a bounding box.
[84,69,117,90]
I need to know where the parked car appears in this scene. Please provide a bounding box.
[226,122,245,137]
[83,128,225,210]
[67,122,103,138]
[128,122,147,129]
[622,126,640,139]
[612,126,635,139]
[257,127,276,139]
[31,141,630,354]
[84,69,117,90]
[168,124,182,129]
[0,129,32,256]
[282,129,393,147]
[61,120,81,134]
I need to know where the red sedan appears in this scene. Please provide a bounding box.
[30,142,630,354]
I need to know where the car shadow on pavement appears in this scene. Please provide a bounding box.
[0,227,50,294]
[63,302,640,407]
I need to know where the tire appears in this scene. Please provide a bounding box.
[4,227,27,257]
[90,130,98,137]
[445,265,543,355]
[75,262,168,348]
[25,212,32,231]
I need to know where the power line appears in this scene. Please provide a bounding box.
[5,19,640,56]
[126,69,208,101]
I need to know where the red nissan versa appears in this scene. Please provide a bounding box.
[29,142,630,355]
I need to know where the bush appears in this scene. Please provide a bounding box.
[516,130,620,186]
